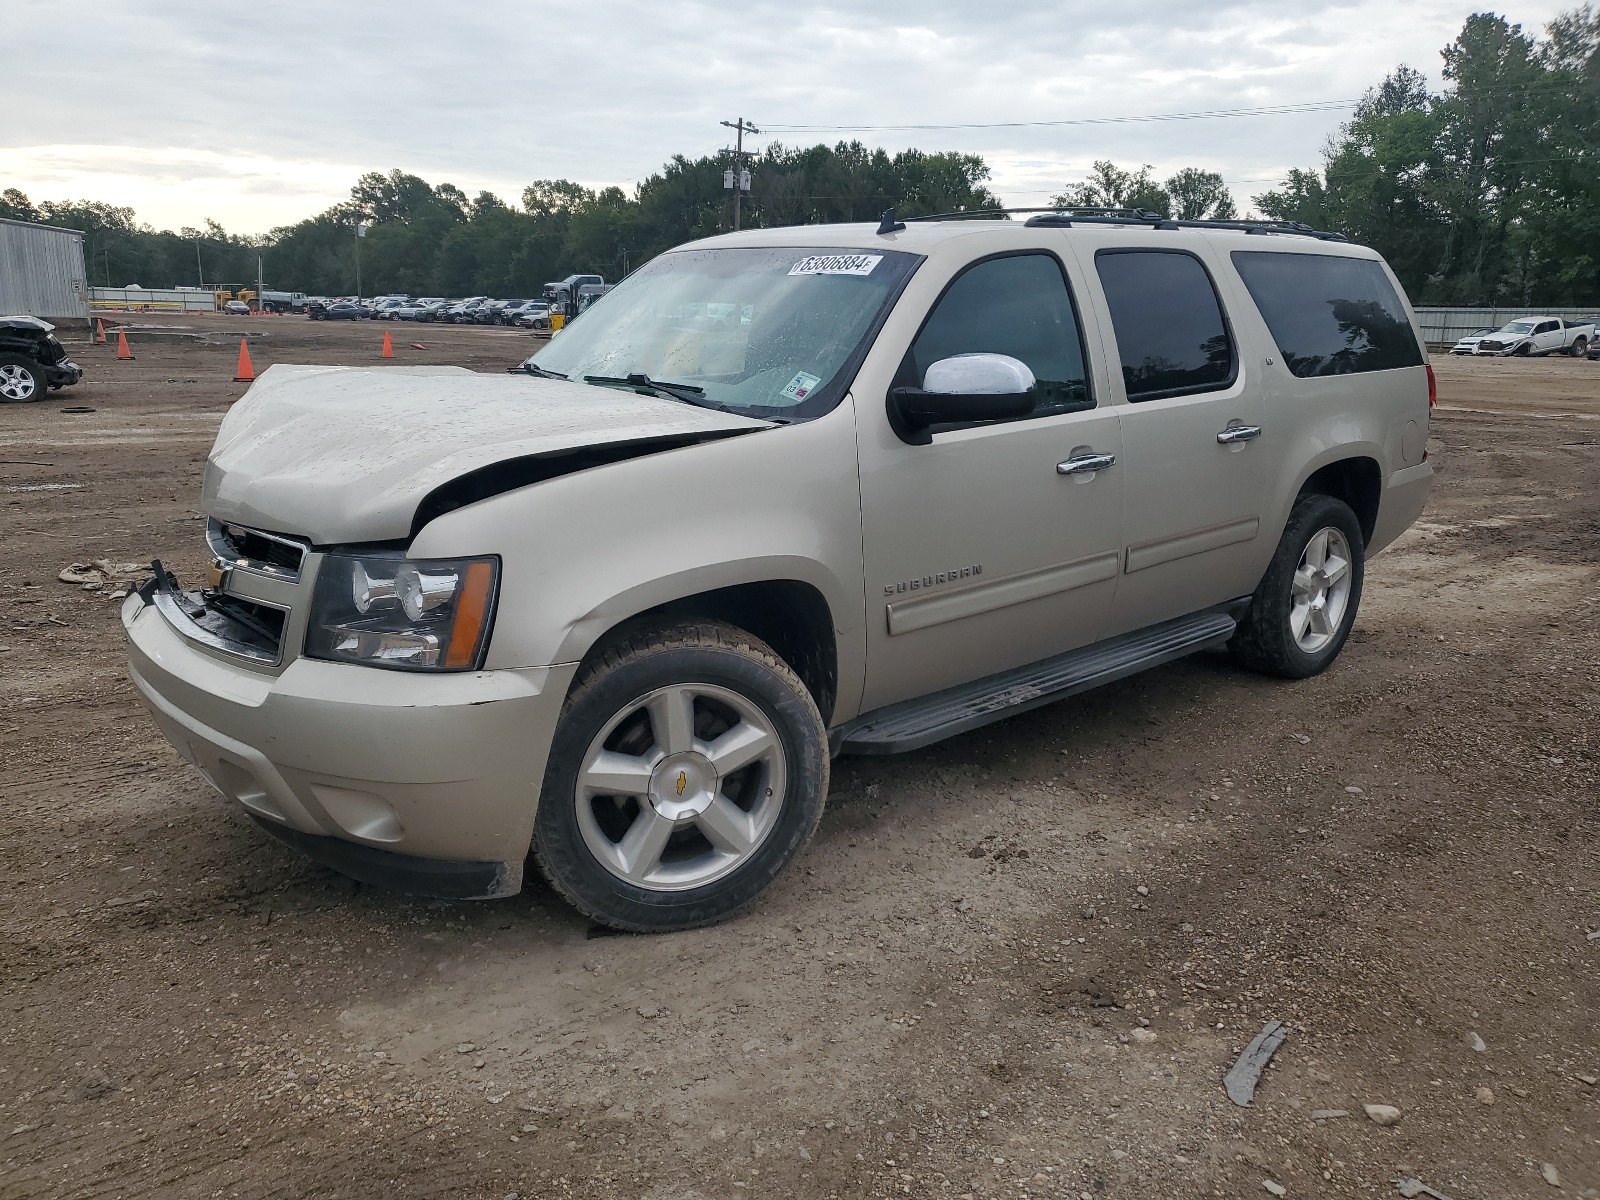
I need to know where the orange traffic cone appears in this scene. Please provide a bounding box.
[116,328,135,360]
[95,318,106,344]
[381,331,395,358]
[233,338,256,383]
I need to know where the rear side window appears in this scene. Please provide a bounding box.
[1094,250,1236,402]
[1231,251,1424,377]
[906,252,1092,417]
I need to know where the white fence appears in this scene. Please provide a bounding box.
[1413,306,1599,346]
[89,287,217,314]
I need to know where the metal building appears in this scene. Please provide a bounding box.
[0,217,90,325]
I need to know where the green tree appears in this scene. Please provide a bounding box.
[1255,7,1600,305]
[1052,161,1171,213]
[1165,168,1239,220]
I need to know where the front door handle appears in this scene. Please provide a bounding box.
[1057,452,1117,475]
[1216,424,1263,445]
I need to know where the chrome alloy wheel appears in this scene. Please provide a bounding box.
[0,364,38,401]
[1290,526,1353,654]
[574,683,786,891]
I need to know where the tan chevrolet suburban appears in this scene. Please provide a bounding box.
[123,208,1434,931]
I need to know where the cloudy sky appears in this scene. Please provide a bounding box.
[6,0,1572,233]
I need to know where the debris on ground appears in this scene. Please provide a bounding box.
[57,559,148,598]
[1540,1163,1561,1187]
[1363,1103,1403,1126]
[1465,1030,1487,1052]
[1263,1180,1286,1196]
[1224,1019,1287,1106]
[1394,1179,1455,1200]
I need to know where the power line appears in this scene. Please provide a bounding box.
[754,77,1593,137]
[756,99,1361,134]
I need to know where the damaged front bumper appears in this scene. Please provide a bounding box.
[121,577,575,899]
[47,359,82,387]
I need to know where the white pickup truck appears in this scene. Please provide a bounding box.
[1467,316,1593,357]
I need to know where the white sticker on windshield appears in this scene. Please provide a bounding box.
[780,371,822,402]
[788,254,883,277]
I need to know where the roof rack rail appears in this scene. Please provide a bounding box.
[900,206,1347,242]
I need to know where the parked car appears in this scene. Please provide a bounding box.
[123,216,1433,932]
[442,297,490,324]
[489,300,529,325]
[310,302,364,321]
[371,299,412,321]
[1450,327,1495,354]
[392,301,445,322]
[222,300,251,316]
[508,301,552,329]
[0,315,83,402]
[1473,316,1593,357]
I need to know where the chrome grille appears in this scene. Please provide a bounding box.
[206,518,309,581]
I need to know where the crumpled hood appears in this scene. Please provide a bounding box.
[202,364,771,544]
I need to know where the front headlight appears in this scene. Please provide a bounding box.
[305,554,498,671]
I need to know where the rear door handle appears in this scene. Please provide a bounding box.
[1216,424,1263,445]
[1057,452,1117,475]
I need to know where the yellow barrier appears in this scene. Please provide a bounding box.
[89,300,213,313]
[550,312,565,331]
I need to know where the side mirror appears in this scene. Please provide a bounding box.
[890,353,1037,442]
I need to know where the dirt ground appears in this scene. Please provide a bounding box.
[1,316,1596,1200]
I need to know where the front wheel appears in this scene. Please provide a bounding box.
[532,620,828,932]
[0,356,46,403]
[1230,493,1365,679]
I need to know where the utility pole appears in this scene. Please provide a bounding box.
[195,239,204,288]
[355,221,368,301]
[720,117,760,230]
[256,253,264,314]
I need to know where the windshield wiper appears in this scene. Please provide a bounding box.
[583,373,712,407]
[514,362,568,380]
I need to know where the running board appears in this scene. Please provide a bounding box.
[831,601,1250,756]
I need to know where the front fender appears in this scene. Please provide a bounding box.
[407,398,869,719]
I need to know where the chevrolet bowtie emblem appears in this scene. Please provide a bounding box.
[676,771,687,796]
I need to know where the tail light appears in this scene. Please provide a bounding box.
[1426,363,1437,409]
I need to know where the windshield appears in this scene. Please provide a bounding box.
[525,245,922,419]
[1498,320,1536,335]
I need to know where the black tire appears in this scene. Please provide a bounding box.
[1513,342,1532,357]
[1230,492,1366,679]
[532,620,829,932]
[1570,337,1588,358]
[0,355,47,403]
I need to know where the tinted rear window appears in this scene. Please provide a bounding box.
[1094,250,1236,401]
[1231,251,1423,377]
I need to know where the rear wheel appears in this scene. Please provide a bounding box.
[0,356,45,403]
[1570,337,1588,357]
[1230,493,1365,679]
[532,621,829,932]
